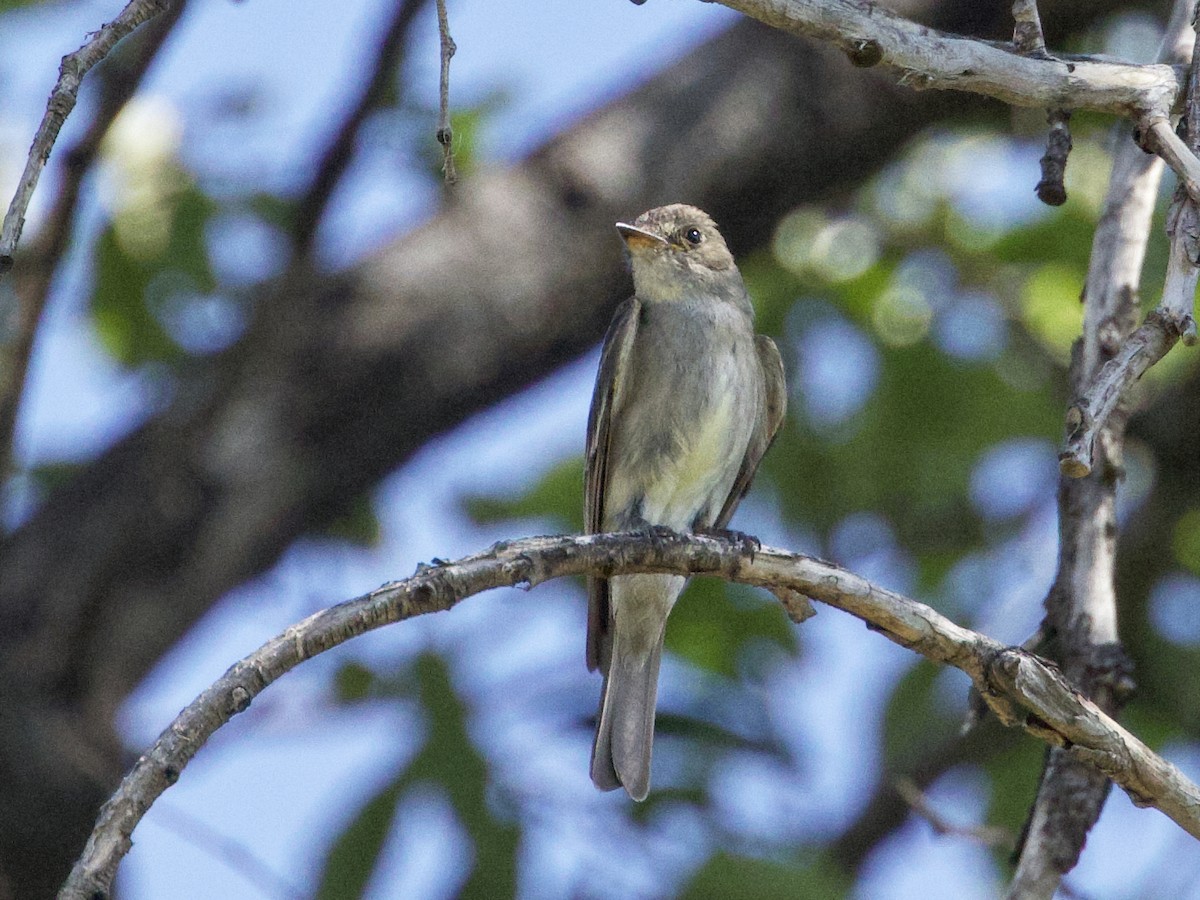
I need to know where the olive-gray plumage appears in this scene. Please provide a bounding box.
[585,204,787,800]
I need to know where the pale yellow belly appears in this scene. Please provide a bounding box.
[638,391,739,528]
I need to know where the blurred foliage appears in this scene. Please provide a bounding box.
[466,457,584,533]
[319,492,383,548]
[317,654,517,898]
[882,661,962,771]
[664,579,795,678]
[92,177,217,367]
[681,851,849,899]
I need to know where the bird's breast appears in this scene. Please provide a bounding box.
[605,301,760,531]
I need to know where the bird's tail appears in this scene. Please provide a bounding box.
[590,622,665,802]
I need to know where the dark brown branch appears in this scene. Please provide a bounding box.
[291,0,428,255]
[831,718,1024,873]
[60,532,1200,899]
[1036,108,1072,205]
[895,776,1014,846]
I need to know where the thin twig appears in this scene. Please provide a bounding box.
[150,803,305,900]
[895,776,1014,847]
[1142,117,1200,205]
[60,531,1200,898]
[1012,0,1049,58]
[0,1,187,477]
[1011,0,1072,207]
[0,0,174,275]
[291,0,428,255]
[435,0,457,184]
[1036,108,1072,205]
[1059,310,1185,477]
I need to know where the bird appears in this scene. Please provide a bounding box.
[584,203,787,801]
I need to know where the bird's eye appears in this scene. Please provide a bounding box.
[684,227,703,245]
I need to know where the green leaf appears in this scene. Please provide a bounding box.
[90,178,217,367]
[982,738,1045,836]
[92,226,183,366]
[333,661,375,703]
[28,462,82,492]
[321,492,382,548]
[245,191,298,233]
[682,852,849,900]
[315,775,405,900]
[880,660,960,770]
[666,579,797,678]
[317,654,519,898]
[405,654,518,899]
[463,457,583,532]
[1172,508,1200,575]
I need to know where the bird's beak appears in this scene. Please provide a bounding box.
[616,222,668,251]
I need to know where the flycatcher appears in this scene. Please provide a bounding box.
[585,204,787,800]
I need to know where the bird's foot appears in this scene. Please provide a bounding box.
[625,519,680,553]
[698,527,761,561]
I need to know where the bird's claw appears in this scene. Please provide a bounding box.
[625,520,679,553]
[700,527,761,561]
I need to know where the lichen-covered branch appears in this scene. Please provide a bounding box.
[60,531,1200,899]
[1059,308,1186,478]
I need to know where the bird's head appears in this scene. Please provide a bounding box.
[616,204,738,302]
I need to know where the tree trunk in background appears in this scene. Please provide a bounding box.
[0,1,1164,894]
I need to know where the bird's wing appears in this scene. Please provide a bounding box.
[586,297,641,673]
[713,334,787,530]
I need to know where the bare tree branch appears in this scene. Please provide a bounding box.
[712,0,1183,116]
[1013,5,1195,896]
[830,714,1026,873]
[0,1,187,476]
[0,0,175,273]
[895,775,1014,847]
[1061,8,1200,479]
[1036,108,1072,206]
[292,0,429,255]
[2,18,985,893]
[1012,0,1049,59]
[0,0,1171,891]
[59,531,1200,899]
[435,0,457,184]
[1059,307,1190,478]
